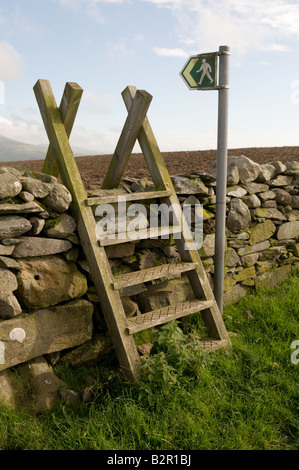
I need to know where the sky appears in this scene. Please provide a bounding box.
[1,0,299,157]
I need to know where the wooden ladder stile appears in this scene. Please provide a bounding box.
[34,79,231,382]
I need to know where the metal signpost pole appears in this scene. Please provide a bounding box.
[214,45,230,314]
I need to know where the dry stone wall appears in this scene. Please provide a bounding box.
[0,155,298,414]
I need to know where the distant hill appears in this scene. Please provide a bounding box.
[0,135,96,162]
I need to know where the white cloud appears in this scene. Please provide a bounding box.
[0,41,23,80]
[55,0,124,23]
[153,47,188,57]
[0,115,46,145]
[144,0,299,54]
[82,91,116,113]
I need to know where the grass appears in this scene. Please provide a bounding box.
[0,269,298,450]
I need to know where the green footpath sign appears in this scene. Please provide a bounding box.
[180,53,218,90]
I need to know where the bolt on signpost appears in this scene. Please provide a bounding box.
[180,45,230,314]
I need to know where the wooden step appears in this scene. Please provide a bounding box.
[85,189,172,206]
[97,225,183,246]
[126,299,215,334]
[113,261,198,290]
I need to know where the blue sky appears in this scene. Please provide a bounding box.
[1,0,299,156]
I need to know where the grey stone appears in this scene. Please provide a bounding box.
[0,200,46,215]
[258,191,276,201]
[227,165,240,185]
[0,267,18,293]
[0,173,22,201]
[227,186,247,197]
[18,191,35,202]
[223,284,247,307]
[249,219,276,245]
[268,175,293,186]
[0,292,22,318]
[60,389,81,405]
[199,233,216,257]
[227,198,251,231]
[238,240,270,256]
[252,207,286,221]
[242,194,261,208]
[40,183,72,213]
[19,176,51,199]
[272,188,292,206]
[0,244,15,255]
[44,213,76,238]
[28,216,45,235]
[270,161,287,174]
[226,155,260,183]
[0,299,94,372]
[224,247,241,267]
[171,175,209,195]
[255,265,292,290]
[242,182,269,194]
[256,164,276,182]
[241,252,259,267]
[12,236,72,258]
[291,195,299,209]
[16,255,88,309]
[0,256,21,270]
[283,161,299,175]
[0,215,32,240]
[276,221,299,240]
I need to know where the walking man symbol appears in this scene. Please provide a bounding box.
[197,59,213,85]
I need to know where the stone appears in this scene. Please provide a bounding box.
[252,207,286,221]
[0,200,45,215]
[227,165,239,185]
[238,240,270,256]
[283,161,299,175]
[0,215,32,240]
[171,175,209,195]
[227,199,251,231]
[0,173,22,201]
[224,247,241,267]
[44,213,77,238]
[258,191,276,201]
[256,164,276,182]
[0,292,22,318]
[61,333,113,368]
[291,196,299,209]
[262,200,277,209]
[16,255,88,309]
[227,186,247,197]
[256,260,276,275]
[270,161,287,174]
[59,389,81,405]
[0,267,18,293]
[235,266,256,282]
[0,256,21,270]
[40,183,72,213]
[210,156,260,184]
[0,244,15,255]
[255,265,292,290]
[0,299,94,372]
[28,216,45,235]
[223,284,247,307]
[12,236,72,258]
[272,188,292,206]
[19,176,51,199]
[105,242,136,259]
[249,219,276,245]
[242,194,261,208]
[242,182,269,194]
[18,191,35,202]
[276,221,299,240]
[259,246,288,261]
[268,175,293,186]
[24,170,58,184]
[199,233,216,257]
[289,243,299,257]
[241,252,259,267]
[0,356,66,415]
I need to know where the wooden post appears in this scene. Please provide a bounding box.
[34,79,141,381]
[42,82,83,177]
[102,89,152,189]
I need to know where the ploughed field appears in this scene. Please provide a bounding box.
[2,146,299,190]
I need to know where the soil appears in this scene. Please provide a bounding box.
[2,146,299,190]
